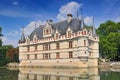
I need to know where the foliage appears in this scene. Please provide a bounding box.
[97,20,120,61]
[0,27,3,46]
[0,45,13,66]
[6,47,19,62]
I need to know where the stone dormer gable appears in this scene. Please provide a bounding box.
[66,26,73,38]
[43,20,53,38]
[33,33,38,43]
[54,27,60,39]
[26,36,30,44]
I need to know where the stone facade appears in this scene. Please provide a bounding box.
[18,14,99,68]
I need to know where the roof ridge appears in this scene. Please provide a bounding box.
[53,18,79,25]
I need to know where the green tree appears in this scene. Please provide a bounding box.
[6,47,19,62]
[97,20,120,61]
[0,27,3,46]
[0,45,13,66]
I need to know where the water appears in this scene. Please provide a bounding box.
[0,67,120,80]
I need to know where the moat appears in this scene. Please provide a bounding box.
[0,67,120,80]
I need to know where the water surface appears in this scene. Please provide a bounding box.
[0,67,120,80]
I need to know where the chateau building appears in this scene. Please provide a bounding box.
[18,14,99,68]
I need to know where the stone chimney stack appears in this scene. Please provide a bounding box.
[47,20,53,25]
[67,14,73,23]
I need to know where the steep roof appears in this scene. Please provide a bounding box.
[19,30,26,43]
[29,18,83,40]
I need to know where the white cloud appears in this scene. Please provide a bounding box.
[2,36,18,47]
[23,20,45,36]
[57,1,82,21]
[115,16,120,22]
[84,16,93,25]
[2,36,7,42]
[6,31,19,36]
[12,1,19,6]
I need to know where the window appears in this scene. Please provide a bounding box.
[56,33,59,39]
[46,30,49,34]
[84,40,86,46]
[43,44,50,50]
[45,53,49,59]
[84,31,86,35]
[27,46,30,52]
[45,44,48,50]
[27,54,29,59]
[56,43,59,49]
[43,44,49,50]
[56,53,60,59]
[35,45,37,51]
[35,54,37,59]
[68,31,71,38]
[69,41,72,48]
[43,53,50,59]
[69,52,73,58]
[49,44,51,50]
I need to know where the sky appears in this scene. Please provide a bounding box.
[0,0,120,47]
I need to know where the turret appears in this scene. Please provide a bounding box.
[19,28,26,43]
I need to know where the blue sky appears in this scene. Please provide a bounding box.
[0,0,120,47]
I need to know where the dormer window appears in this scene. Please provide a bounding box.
[26,36,30,44]
[66,26,72,38]
[44,29,52,35]
[33,34,38,43]
[56,33,59,39]
[68,31,71,38]
[43,20,53,38]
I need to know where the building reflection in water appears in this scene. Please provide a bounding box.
[18,68,100,80]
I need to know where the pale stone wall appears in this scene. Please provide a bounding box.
[37,45,43,51]
[19,28,99,68]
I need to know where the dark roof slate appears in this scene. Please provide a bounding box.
[29,18,83,40]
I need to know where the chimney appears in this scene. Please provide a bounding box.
[67,14,72,23]
[47,20,53,25]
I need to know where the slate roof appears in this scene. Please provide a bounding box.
[29,18,83,40]
[19,31,26,43]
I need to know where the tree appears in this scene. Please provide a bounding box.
[0,45,13,66]
[96,20,116,36]
[0,27,3,46]
[97,20,120,61]
[6,47,19,62]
